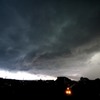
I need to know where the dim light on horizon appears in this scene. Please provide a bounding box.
[0,70,57,80]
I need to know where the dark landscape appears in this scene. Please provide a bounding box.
[0,1,100,99]
[0,77,100,98]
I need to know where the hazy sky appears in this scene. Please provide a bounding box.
[0,0,100,80]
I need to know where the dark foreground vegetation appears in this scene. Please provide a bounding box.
[0,77,100,98]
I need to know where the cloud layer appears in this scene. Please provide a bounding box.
[0,0,100,80]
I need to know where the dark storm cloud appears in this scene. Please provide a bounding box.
[0,0,100,79]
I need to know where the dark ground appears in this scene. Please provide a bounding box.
[0,77,100,99]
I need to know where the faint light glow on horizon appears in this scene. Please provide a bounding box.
[67,73,82,81]
[79,52,100,79]
[0,70,57,80]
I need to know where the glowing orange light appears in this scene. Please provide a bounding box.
[65,87,72,95]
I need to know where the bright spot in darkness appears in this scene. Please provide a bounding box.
[65,87,72,95]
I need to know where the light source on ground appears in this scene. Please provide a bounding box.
[65,87,72,95]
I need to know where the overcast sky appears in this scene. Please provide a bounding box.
[0,0,100,80]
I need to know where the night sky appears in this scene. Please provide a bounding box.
[0,0,100,80]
